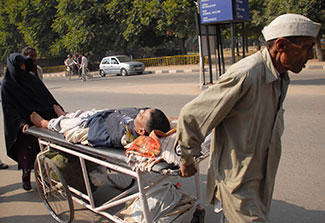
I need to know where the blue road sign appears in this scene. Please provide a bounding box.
[235,0,249,21]
[200,0,249,24]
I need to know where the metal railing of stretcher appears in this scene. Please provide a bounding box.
[26,126,207,223]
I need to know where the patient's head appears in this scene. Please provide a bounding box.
[134,108,170,136]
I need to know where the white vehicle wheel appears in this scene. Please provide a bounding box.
[99,70,106,77]
[120,68,128,76]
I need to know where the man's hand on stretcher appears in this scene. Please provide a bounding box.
[180,157,197,177]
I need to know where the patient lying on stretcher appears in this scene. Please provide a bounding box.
[31,105,209,177]
[30,106,189,191]
[30,105,171,148]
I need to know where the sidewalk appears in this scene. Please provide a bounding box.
[146,59,325,73]
[43,59,325,78]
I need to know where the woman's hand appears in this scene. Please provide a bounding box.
[22,124,29,133]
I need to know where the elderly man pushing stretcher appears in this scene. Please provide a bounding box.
[176,14,321,222]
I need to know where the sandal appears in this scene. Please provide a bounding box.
[0,163,9,169]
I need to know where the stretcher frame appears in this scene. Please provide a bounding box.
[27,126,205,223]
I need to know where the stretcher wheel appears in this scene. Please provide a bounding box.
[34,157,74,223]
[106,168,135,190]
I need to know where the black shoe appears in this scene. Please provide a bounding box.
[0,163,9,169]
[22,181,32,191]
[22,169,32,191]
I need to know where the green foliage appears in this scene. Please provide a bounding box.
[17,0,58,57]
[160,0,197,39]
[0,0,25,62]
[265,0,325,34]
[246,0,267,39]
[52,0,114,59]
[105,0,167,51]
[0,0,323,63]
[107,0,197,54]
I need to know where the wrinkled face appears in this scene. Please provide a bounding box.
[134,108,154,135]
[280,37,315,73]
[27,49,38,65]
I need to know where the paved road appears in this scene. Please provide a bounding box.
[1,69,325,222]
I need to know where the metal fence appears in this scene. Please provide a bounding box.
[5,52,254,74]
[43,65,67,73]
[41,54,202,73]
[136,54,200,67]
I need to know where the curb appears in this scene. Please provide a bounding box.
[149,65,325,74]
[305,64,325,70]
[153,69,200,74]
[43,69,203,78]
[42,65,325,78]
[43,69,210,78]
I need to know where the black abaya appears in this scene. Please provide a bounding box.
[1,53,63,165]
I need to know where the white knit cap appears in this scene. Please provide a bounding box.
[262,13,321,41]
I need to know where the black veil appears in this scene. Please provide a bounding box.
[1,53,63,160]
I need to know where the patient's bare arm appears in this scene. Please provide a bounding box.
[30,112,49,128]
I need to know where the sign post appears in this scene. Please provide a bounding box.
[197,0,249,84]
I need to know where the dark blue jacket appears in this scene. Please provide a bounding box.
[86,107,147,148]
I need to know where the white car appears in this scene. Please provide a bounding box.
[99,55,145,77]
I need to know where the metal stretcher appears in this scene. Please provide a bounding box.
[26,126,206,223]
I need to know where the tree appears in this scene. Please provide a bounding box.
[1,0,322,62]
[157,0,197,54]
[52,0,115,59]
[106,0,197,55]
[0,0,199,61]
[265,0,325,61]
[105,0,169,55]
[0,0,59,58]
[16,0,58,57]
[0,0,25,63]
[246,0,267,49]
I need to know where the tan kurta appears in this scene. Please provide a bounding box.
[176,48,290,222]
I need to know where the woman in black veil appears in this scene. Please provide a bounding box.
[1,53,64,191]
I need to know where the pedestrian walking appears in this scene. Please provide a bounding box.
[22,47,43,80]
[176,14,320,222]
[81,53,92,81]
[77,53,82,78]
[64,54,74,79]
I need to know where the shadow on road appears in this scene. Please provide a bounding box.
[290,78,325,85]
[270,199,325,223]
[0,215,57,223]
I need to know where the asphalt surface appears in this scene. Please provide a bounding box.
[0,64,325,223]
